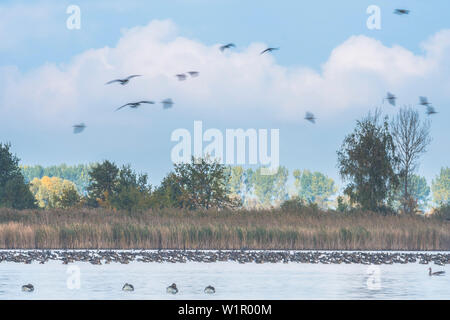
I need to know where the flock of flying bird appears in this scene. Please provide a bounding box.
[72,43,280,134]
[73,7,434,133]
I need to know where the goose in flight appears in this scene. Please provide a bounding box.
[116,101,155,111]
[428,268,445,276]
[187,71,199,77]
[305,112,316,124]
[419,96,432,107]
[220,43,236,52]
[105,75,142,86]
[73,123,86,134]
[161,98,174,109]
[261,47,279,55]
[426,106,438,116]
[384,92,397,106]
[176,74,187,81]
[394,9,410,15]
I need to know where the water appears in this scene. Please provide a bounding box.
[0,253,448,300]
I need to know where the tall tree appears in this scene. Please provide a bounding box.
[337,110,399,212]
[391,107,431,213]
[0,143,36,209]
[432,167,450,206]
[86,160,119,207]
[173,156,235,209]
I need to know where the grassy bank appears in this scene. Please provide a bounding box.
[0,208,448,250]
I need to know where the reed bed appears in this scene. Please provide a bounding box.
[0,208,448,250]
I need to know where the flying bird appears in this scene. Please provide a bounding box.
[426,105,438,116]
[305,112,316,124]
[220,43,236,52]
[176,74,187,81]
[115,101,155,111]
[419,96,432,107]
[105,75,142,86]
[384,92,397,106]
[394,9,410,15]
[187,71,199,77]
[73,123,86,134]
[161,98,174,109]
[260,47,279,55]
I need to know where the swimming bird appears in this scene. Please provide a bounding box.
[394,9,410,15]
[419,96,432,107]
[161,98,174,109]
[428,268,445,276]
[167,283,178,294]
[204,285,215,294]
[220,43,235,52]
[426,105,438,116]
[115,101,155,111]
[260,47,279,55]
[105,75,142,86]
[122,283,134,291]
[22,284,34,292]
[73,123,86,134]
[187,71,199,77]
[384,92,397,106]
[305,112,316,124]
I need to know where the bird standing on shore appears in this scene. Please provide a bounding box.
[115,101,155,111]
[428,268,445,276]
[105,75,142,86]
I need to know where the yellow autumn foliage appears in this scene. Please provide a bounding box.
[30,176,79,208]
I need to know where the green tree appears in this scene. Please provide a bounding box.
[152,172,185,209]
[109,165,152,211]
[0,143,36,209]
[86,160,119,207]
[337,110,399,212]
[432,167,450,206]
[293,169,337,208]
[173,156,235,209]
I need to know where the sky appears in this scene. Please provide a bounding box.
[0,0,449,189]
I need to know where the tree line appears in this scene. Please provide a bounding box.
[1,107,449,215]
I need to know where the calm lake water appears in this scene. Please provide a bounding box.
[0,251,448,300]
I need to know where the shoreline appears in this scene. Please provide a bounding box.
[1,249,448,265]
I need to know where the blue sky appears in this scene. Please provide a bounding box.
[0,0,449,189]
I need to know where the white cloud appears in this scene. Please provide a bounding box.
[1,19,450,128]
